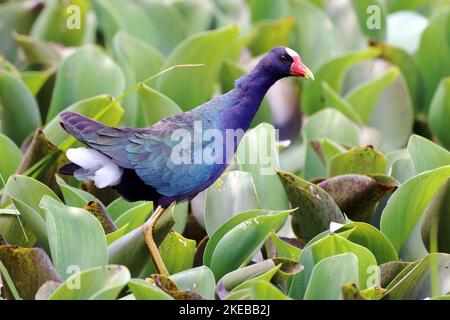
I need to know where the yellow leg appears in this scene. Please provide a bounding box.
[143,205,169,276]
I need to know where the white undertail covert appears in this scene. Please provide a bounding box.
[66,147,123,188]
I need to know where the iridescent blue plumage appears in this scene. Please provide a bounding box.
[59,47,313,207]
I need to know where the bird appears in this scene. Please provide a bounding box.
[58,46,314,274]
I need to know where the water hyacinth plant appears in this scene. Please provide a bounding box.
[0,0,450,302]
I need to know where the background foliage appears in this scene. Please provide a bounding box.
[1,0,450,300]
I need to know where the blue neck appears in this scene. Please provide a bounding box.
[235,64,278,95]
[222,64,280,131]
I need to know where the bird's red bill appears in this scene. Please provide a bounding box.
[290,56,314,80]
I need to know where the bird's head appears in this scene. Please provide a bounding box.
[262,46,314,80]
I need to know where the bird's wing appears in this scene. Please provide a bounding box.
[60,111,217,197]
[126,116,216,197]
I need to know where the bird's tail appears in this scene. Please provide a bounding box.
[59,111,107,145]
[58,112,125,188]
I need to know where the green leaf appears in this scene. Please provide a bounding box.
[172,0,213,36]
[304,253,359,300]
[432,295,450,300]
[13,32,61,66]
[105,223,129,245]
[0,245,61,300]
[218,260,280,293]
[157,25,240,111]
[0,134,22,188]
[0,205,35,248]
[379,74,415,151]
[21,70,54,96]
[204,171,261,236]
[289,0,343,70]
[93,0,157,49]
[49,265,130,300]
[351,0,387,41]
[288,230,338,299]
[5,175,61,253]
[301,48,381,115]
[160,230,196,275]
[334,222,399,264]
[43,95,124,146]
[128,278,174,300]
[250,280,292,300]
[328,146,387,177]
[106,198,146,221]
[30,0,93,46]
[321,83,363,123]
[56,175,96,208]
[111,31,164,126]
[429,77,450,149]
[318,174,398,221]
[247,0,289,22]
[47,45,125,122]
[268,232,302,261]
[421,178,450,253]
[171,201,189,235]
[381,166,450,260]
[236,123,289,211]
[386,253,450,299]
[222,257,302,296]
[307,109,360,148]
[0,0,39,62]
[223,288,251,300]
[112,31,163,86]
[107,227,149,277]
[376,42,424,112]
[416,7,450,107]
[277,170,345,242]
[305,139,346,180]
[387,149,415,183]
[248,17,294,56]
[204,210,269,267]
[137,84,183,126]
[347,60,414,152]
[114,202,153,231]
[311,234,379,290]
[0,70,41,144]
[386,0,433,13]
[40,196,108,279]
[303,109,360,180]
[210,210,289,279]
[407,134,450,174]
[135,0,188,56]
[171,266,216,300]
[345,67,399,124]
